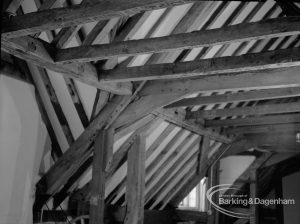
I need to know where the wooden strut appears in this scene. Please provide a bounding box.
[125,134,146,224]
[89,130,108,224]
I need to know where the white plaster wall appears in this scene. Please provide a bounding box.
[219,156,255,186]
[0,75,47,224]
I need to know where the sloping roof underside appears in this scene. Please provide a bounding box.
[6,0,300,210]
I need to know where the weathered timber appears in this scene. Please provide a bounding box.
[205,113,300,127]
[1,36,132,95]
[2,0,275,38]
[55,17,300,63]
[89,130,107,224]
[35,95,132,196]
[71,117,158,203]
[95,47,300,82]
[152,108,229,142]
[187,102,300,120]
[198,136,210,174]
[166,87,300,108]
[35,79,229,200]
[250,170,258,224]
[224,123,300,135]
[125,135,145,224]
[139,66,300,96]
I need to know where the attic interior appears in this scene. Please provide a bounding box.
[1,0,300,223]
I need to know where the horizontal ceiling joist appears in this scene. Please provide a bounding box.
[2,0,281,38]
[99,47,300,82]
[166,86,300,108]
[140,66,300,96]
[54,17,300,63]
[206,113,300,127]
[225,123,300,135]
[187,102,300,120]
[1,36,132,95]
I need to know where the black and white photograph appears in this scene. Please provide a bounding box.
[1,0,300,223]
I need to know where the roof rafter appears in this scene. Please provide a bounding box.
[99,47,300,82]
[206,113,300,127]
[2,0,274,38]
[55,17,300,63]
[166,86,300,108]
[187,102,300,120]
[225,123,300,135]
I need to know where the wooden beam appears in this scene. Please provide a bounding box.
[249,170,257,224]
[35,94,135,197]
[206,113,300,127]
[1,36,132,95]
[187,102,300,120]
[89,130,107,224]
[64,78,89,128]
[139,66,300,96]
[51,0,89,49]
[2,0,274,38]
[95,47,300,82]
[36,81,229,201]
[106,129,198,206]
[197,136,210,175]
[166,87,300,108]
[55,17,300,63]
[125,135,145,224]
[35,66,74,144]
[152,108,231,143]
[70,118,158,203]
[112,93,231,144]
[225,123,300,135]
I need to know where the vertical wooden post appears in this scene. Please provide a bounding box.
[89,129,109,224]
[250,169,258,224]
[125,135,146,224]
[197,136,210,175]
[207,161,220,224]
